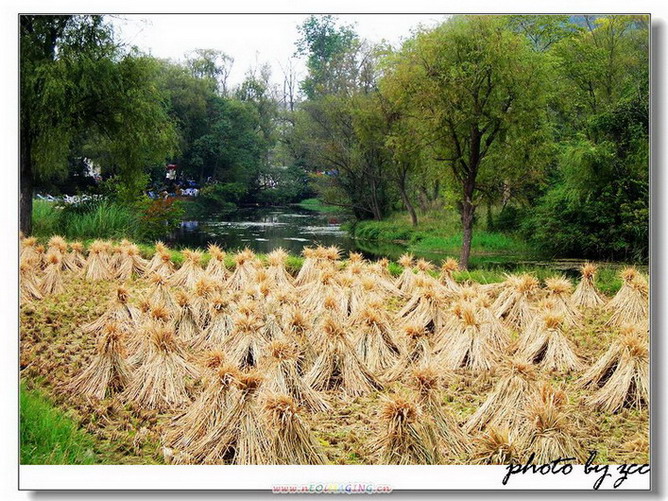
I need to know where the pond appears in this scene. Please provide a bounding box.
[165,206,359,256]
[164,205,580,273]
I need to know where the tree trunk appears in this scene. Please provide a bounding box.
[399,185,418,227]
[20,128,33,236]
[459,183,475,270]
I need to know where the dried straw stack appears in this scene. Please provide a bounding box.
[261,340,329,412]
[516,313,583,372]
[436,305,500,372]
[384,324,432,382]
[205,244,228,282]
[83,240,113,281]
[518,384,585,463]
[409,367,471,459]
[545,277,582,328]
[605,268,649,328]
[82,285,141,335]
[352,303,400,374]
[472,428,518,465]
[439,258,461,293]
[369,396,440,465]
[571,263,606,309]
[263,394,328,464]
[306,315,382,396]
[226,249,258,291]
[266,248,294,289]
[123,325,198,410]
[493,274,540,331]
[464,361,539,433]
[20,258,43,302]
[147,242,175,276]
[116,243,148,280]
[40,252,64,295]
[169,249,204,289]
[68,323,131,399]
[579,325,648,413]
[164,363,240,458]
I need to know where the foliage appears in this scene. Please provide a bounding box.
[188,182,248,218]
[135,197,185,240]
[20,15,179,233]
[20,383,100,464]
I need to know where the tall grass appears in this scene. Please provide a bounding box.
[20,383,100,464]
[32,200,143,241]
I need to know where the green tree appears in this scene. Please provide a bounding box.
[20,15,177,233]
[385,15,550,268]
[295,15,360,98]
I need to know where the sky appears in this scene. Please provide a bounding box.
[110,14,448,88]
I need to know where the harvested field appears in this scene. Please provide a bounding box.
[19,239,649,465]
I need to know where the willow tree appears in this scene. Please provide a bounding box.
[384,15,550,269]
[20,15,177,233]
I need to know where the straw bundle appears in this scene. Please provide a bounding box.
[127,305,173,366]
[205,244,228,282]
[195,371,269,464]
[437,305,500,372]
[517,314,583,372]
[366,259,401,297]
[148,246,175,277]
[68,323,131,399]
[115,244,148,280]
[193,294,235,350]
[545,277,582,327]
[395,254,417,294]
[492,274,539,331]
[173,290,201,344]
[62,241,87,272]
[47,235,68,260]
[306,315,382,396]
[475,296,512,352]
[472,428,518,465]
[20,236,40,263]
[123,325,198,410]
[191,277,218,327]
[225,315,266,369]
[261,340,329,412]
[464,361,539,433]
[579,326,648,413]
[294,247,321,286]
[82,285,141,335]
[369,396,440,465]
[164,363,241,454]
[226,249,258,291]
[266,248,294,289]
[20,259,43,302]
[353,304,400,374]
[263,394,328,464]
[83,240,113,281]
[169,249,204,289]
[397,284,447,333]
[409,367,471,458]
[605,268,649,327]
[518,384,585,463]
[384,324,432,382]
[148,272,179,313]
[40,252,64,295]
[571,263,606,309]
[439,258,461,293]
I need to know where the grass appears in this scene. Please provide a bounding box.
[295,198,349,214]
[350,210,532,258]
[32,200,143,241]
[20,382,100,464]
